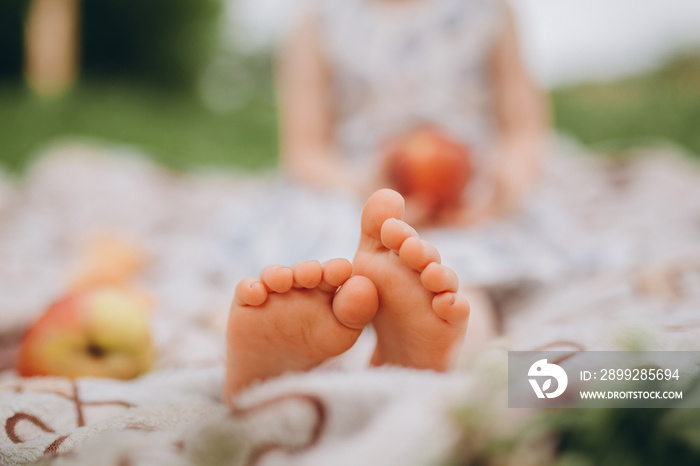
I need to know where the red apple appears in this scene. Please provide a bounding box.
[16,287,154,380]
[387,127,473,209]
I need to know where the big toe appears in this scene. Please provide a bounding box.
[359,189,405,250]
[332,275,379,330]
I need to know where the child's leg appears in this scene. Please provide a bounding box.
[353,189,470,371]
[223,259,378,401]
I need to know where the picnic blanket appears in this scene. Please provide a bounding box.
[1,139,700,465]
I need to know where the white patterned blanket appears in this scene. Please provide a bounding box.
[1,140,699,465]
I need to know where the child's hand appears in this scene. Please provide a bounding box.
[428,159,532,227]
[429,199,495,227]
[402,195,436,227]
[487,158,533,217]
[404,195,489,228]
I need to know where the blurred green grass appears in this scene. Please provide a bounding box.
[0,52,699,174]
[552,52,700,157]
[0,77,279,173]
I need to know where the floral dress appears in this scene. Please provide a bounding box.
[309,0,506,187]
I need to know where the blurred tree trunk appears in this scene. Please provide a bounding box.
[24,0,80,97]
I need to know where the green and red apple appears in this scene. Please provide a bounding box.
[16,287,154,380]
[387,127,473,210]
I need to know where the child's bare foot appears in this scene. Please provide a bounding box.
[224,259,378,400]
[353,189,470,371]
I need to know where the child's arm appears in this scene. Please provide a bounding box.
[277,14,372,196]
[480,4,549,218]
[427,6,547,227]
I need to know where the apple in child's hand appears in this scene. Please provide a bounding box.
[388,127,473,209]
[16,287,154,380]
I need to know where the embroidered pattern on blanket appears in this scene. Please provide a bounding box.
[2,379,135,456]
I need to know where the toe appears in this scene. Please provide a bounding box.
[399,237,441,271]
[260,265,294,293]
[380,218,418,251]
[291,260,323,289]
[234,278,267,306]
[359,189,405,250]
[319,258,353,292]
[433,292,470,328]
[421,262,459,293]
[332,275,379,330]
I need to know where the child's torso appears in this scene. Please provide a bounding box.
[312,0,505,171]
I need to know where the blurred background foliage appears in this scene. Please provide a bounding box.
[0,0,278,173]
[0,1,25,81]
[553,52,700,158]
[79,0,222,89]
[445,377,700,466]
[0,0,698,175]
[0,0,223,88]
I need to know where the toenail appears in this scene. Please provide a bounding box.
[393,218,418,237]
